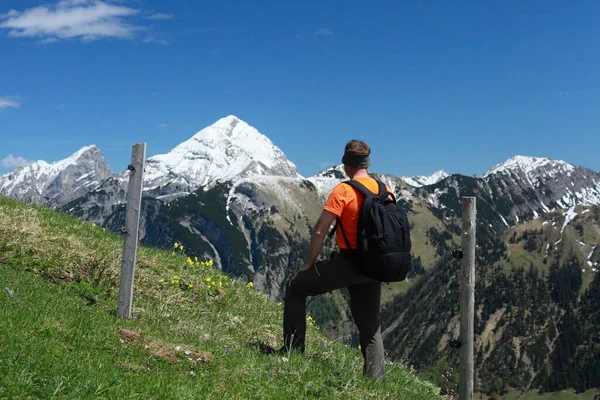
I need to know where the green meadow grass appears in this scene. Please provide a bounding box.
[0,197,441,399]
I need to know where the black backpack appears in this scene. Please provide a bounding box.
[329,179,412,282]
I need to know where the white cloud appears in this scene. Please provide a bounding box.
[56,103,66,110]
[0,97,20,110]
[0,0,171,42]
[314,28,333,37]
[319,162,332,169]
[157,123,169,129]
[1,154,32,168]
[145,13,173,20]
[143,36,168,45]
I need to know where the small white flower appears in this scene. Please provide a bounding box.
[119,339,125,344]
[281,357,289,362]
[184,350,191,355]
[189,371,196,376]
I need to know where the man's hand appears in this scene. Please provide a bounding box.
[299,263,312,272]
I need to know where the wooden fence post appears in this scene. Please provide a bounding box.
[117,143,146,319]
[460,196,476,400]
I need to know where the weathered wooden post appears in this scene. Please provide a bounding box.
[460,196,476,400]
[117,143,146,319]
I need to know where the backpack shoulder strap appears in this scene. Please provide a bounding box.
[375,180,397,203]
[328,221,338,239]
[343,179,375,198]
[327,219,352,249]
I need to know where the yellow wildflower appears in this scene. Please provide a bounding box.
[186,257,193,264]
[194,256,198,262]
[174,242,179,249]
[218,281,223,287]
[91,223,96,227]
[189,284,194,289]
[246,282,253,288]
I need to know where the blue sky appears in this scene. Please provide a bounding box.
[1,0,599,178]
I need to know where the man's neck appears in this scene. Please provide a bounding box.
[349,169,370,179]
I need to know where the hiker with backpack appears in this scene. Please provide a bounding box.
[280,139,411,381]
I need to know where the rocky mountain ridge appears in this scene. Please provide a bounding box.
[0,145,112,208]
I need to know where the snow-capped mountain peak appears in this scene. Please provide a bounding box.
[141,115,301,194]
[484,155,574,178]
[479,155,600,221]
[401,170,450,187]
[0,145,112,207]
[25,145,99,179]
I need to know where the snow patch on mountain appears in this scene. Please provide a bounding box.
[402,170,450,187]
[572,185,600,206]
[561,206,578,233]
[307,164,346,198]
[427,188,447,208]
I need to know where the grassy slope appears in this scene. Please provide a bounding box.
[0,197,440,400]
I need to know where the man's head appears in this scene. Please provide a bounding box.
[342,139,370,178]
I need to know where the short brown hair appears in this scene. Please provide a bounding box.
[344,139,370,155]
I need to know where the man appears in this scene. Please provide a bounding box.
[281,139,387,381]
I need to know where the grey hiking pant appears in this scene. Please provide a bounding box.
[283,251,386,381]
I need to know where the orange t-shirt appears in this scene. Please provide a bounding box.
[323,178,393,249]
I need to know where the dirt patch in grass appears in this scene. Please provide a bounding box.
[147,340,213,365]
[118,329,142,343]
[117,329,213,365]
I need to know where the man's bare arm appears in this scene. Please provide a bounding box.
[301,210,337,270]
